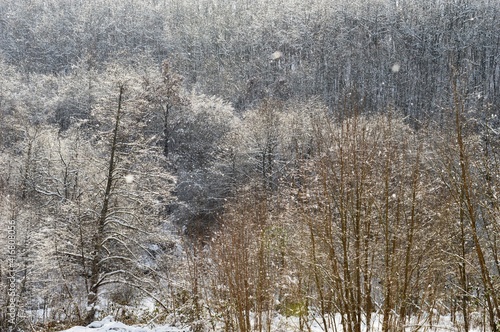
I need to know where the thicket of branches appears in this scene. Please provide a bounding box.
[0,0,499,331]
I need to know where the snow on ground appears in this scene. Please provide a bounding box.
[57,316,190,332]
[57,313,486,332]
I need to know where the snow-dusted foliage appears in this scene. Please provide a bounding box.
[0,61,181,329]
[0,0,499,331]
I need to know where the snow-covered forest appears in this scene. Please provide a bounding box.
[0,0,499,331]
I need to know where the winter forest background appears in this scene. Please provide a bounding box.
[0,0,499,331]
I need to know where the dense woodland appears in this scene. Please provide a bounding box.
[0,0,499,331]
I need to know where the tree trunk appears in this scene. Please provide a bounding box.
[85,85,124,324]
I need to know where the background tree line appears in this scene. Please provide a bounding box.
[0,0,498,114]
[0,0,499,331]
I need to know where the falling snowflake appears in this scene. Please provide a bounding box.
[271,51,283,60]
[124,174,134,184]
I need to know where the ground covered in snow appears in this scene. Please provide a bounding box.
[57,316,190,332]
[57,313,485,332]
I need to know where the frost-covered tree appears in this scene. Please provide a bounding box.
[142,60,186,159]
[431,87,500,332]
[170,93,237,236]
[73,66,177,323]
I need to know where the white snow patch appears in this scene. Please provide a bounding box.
[57,316,190,332]
[58,313,487,332]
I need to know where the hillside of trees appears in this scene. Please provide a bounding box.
[0,0,499,331]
